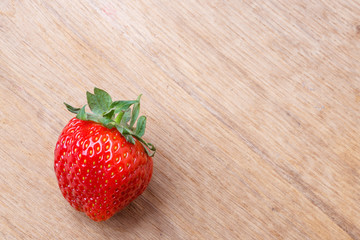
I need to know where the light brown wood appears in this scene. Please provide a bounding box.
[1,0,359,239]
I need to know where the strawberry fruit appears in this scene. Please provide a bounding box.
[54,88,156,221]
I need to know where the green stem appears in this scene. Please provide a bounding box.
[114,111,124,124]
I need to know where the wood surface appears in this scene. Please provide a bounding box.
[1,0,359,239]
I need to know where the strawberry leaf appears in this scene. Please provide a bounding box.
[136,137,156,157]
[116,125,132,135]
[94,88,112,110]
[129,95,141,128]
[87,113,100,122]
[86,88,112,114]
[135,116,146,137]
[116,125,124,135]
[147,142,156,151]
[111,100,137,113]
[125,135,135,144]
[100,117,115,129]
[64,103,80,114]
[121,108,131,124]
[103,108,115,119]
[76,105,87,120]
[65,88,156,156]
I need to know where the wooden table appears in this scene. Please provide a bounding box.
[1,1,359,239]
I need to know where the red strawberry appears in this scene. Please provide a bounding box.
[54,88,156,221]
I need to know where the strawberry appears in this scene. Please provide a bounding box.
[54,88,156,221]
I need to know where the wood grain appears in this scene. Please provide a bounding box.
[1,0,359,239]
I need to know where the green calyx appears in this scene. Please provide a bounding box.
[64,88,156,157]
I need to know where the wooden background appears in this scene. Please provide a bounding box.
[1,0,359,239]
